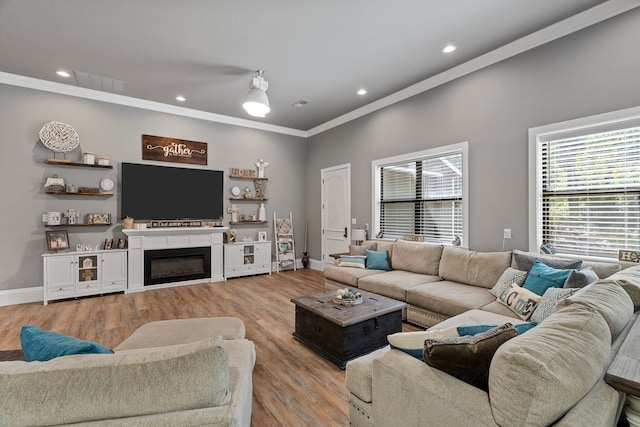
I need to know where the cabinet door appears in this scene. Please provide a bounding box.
[45,256,75,288]
[101,252,127,283]
[225,245,244,268]
[255,243,271,265]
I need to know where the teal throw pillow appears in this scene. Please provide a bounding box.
[522,260,572,296]
[20,325,113,362]
[365,249,391,271]
[457,322,536,336]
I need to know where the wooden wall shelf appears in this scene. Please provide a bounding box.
[45,224,112,228]
[48,192,113,197]
[44,160,113,169]
[229,198,268,202]
[230,176,268,180]
[229,221,268,225]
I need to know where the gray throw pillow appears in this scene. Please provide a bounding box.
[530,288,578,324]
[490,268,528,298]
[514,253,582,272]
[423,323,518,391]
[564,267,599,289]
[349,243,377,256]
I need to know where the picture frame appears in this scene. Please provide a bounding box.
[258,231,267,241]
[117,238,126,249]
[104,238,113,250]
[46,230,70,252]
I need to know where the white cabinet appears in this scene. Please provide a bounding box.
[224,241,272,279]
[42,250,127,305]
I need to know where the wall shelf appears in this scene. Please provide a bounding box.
[48,192,113,197]
[229,221,268,225]
[45,224,112,228]
[229,198,268,202]
[44,160,113,169]
[230,176,268,181]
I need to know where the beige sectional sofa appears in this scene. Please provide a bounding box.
[325,239,622,327]
[0,317,255,426]
[324,240,640,426]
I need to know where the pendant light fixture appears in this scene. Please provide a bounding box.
[243,70,270,117]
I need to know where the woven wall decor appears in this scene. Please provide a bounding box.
[39,121,79,152]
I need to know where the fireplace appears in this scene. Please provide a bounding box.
[144,247,211,286]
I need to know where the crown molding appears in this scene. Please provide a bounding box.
[0,71,308,138]
[307,0,640,137]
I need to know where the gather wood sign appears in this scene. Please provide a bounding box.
[142,134,207,165]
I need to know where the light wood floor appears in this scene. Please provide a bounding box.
[0,269,421,427]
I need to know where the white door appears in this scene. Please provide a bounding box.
[321,164,351,266]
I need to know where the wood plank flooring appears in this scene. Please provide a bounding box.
[0,269,421,427]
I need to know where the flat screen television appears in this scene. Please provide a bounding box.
[121,162,224,220]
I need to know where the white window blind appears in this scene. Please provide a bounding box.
[377,150,463,243]
[540,126,640,257]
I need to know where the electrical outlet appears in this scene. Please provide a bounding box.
[364,223,369,231]
[503,228,511,239]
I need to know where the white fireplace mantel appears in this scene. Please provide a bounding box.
[124,227,228,292]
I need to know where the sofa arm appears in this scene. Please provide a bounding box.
[372,349,498,427]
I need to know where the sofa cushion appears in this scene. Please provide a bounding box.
[479,300,523,319]
[20,326,112,362]
[553,279,634,339]
[364,239,395,261]
[439,247,512,289]
[608,265,640,310]
[390,240,443,275]
[489,304,611,427]
[513,250,582,272]
[530,287,578,324]
[0,337,230,426]
[323,264,384,288]
[365,249,391,271]
[358,270,439,301]
[114,317,246,351]
[489,267,528,298]
[407,281,497,318]
[345,346,390,403]
[424,323,518,391]
[387,326,460,359]
[564,266,599,289]
[522,260,572,295]
[496,284,541,320]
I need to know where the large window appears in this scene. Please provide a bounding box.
[530,107,640,259]
[372,142,468,245]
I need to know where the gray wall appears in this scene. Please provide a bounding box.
[0,85,306,291]
[306,8,640,259]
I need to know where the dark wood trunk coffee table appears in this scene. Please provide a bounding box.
[291,289,406,369]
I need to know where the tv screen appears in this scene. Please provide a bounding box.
[121,163,224,220]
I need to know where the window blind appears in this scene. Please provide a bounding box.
[379,151,463,243]
[540,126,640,257]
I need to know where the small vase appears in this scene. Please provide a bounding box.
[258,203,266,222]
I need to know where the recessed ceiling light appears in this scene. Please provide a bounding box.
[442,44,457,54]
[357,89,367,95]
[56,70,71,78]
[176,96,186,102]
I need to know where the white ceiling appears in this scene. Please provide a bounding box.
[0,0,635,133]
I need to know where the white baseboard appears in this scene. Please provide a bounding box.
[0,286,43,306]
[0,260,325,306]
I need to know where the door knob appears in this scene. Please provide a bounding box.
[343,227,347,238]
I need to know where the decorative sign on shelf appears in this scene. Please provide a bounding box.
[150,220,202,228]
[142,134,207,165]
[619,249,640,263]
